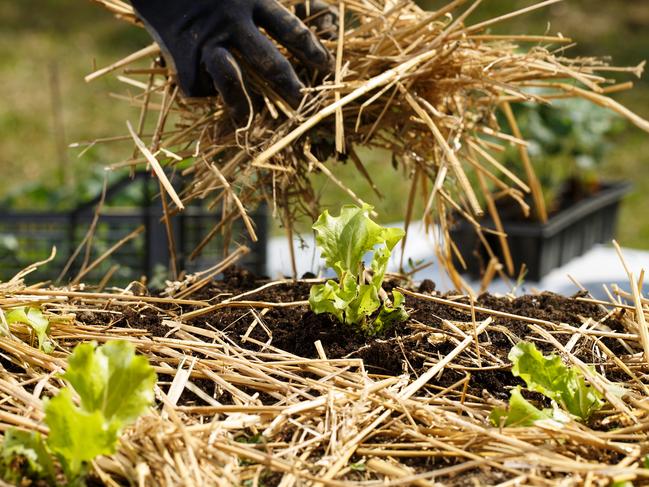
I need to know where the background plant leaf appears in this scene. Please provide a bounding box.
[6,307,55,353]
[1,429,56,484]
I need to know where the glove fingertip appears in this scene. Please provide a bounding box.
[309,44,335,74]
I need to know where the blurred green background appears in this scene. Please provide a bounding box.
[1,1,648,244]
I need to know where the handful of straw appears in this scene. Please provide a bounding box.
[90,0,648,286]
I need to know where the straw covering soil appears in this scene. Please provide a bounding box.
[15,1,648,484]
[89,0,648,289]
[3,263,649,486]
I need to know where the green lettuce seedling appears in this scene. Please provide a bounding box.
[0,430,56,485]
[6,307,55,353]
[309,205,408,336]
[491,342,604,427]
[0,340,156,485]
[490,387,555,427]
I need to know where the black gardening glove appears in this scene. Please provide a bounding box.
[130,0,336,123]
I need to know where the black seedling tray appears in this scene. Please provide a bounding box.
[450,182,631,281]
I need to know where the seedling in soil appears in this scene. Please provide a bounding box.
[0,340,156,486]
[309,204,408,336]
[5,307,55,353]
[491,342,604,427]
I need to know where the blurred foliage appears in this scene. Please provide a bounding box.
[514,98,625,168]
[0,167,121,210]
[501,97,626,209]
[0,0,149,198]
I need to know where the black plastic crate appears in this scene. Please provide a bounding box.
[0,172,267,285]
[450,182,631,281]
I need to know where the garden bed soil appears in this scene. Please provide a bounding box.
[2,268,645,486]
[77,269,627,403]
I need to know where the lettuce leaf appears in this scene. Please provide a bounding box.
[509,342,603,420]
[45,388,120,477]
[309,273,359,323]
[372,291,409,336]
[48,341,156,479]
[309,205,408,335]
[344,283,381,326]
[1,341,156,484]
[312,204,389,277]
[1,429,56,484]
[6,307,55,353]
[61,341,157,425]
[490,387,554,427]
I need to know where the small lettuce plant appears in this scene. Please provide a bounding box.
[4,307,55,353]
[309,205,408,336]
[491,342,605,427]
[1,341,156,486]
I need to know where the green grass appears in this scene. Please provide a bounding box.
[0,0,148,198]
[603,131,649,248]
[1,0,648,246]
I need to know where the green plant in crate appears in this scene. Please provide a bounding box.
[309,205,408,336]
[0,340,156,486]
[504,96,626,214]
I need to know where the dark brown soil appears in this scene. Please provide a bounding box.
[1,270,631,487]
[75,269,630,404]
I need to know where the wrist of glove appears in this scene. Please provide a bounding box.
[131,0,337,124]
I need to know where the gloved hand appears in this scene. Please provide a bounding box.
[130,0,336,123]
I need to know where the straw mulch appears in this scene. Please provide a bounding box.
[87,0,648,288]
[2,255,649,486]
